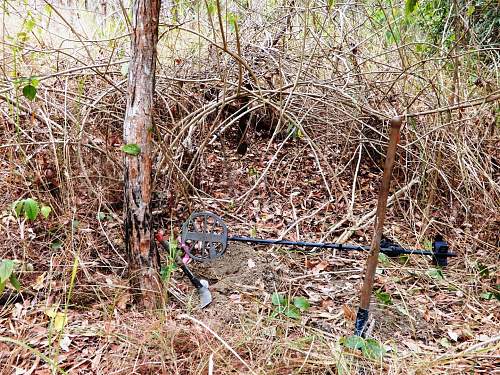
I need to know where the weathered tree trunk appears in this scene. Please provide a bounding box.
[123,0,162,309]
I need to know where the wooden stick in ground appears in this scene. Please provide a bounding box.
[354,116,403,337]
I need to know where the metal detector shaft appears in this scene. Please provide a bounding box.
[355,116,402,337]
[228,236,456,257]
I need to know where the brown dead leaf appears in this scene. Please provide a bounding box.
[229,294,242,302]
[423,306,431,322]
[117,292,130,310]
[91,348,104,371]
[0,342,10,357]
[320,299,334,309]
[304,259,319,269]
[404,340,422,353]
[312,260,329,274]
[34,370,52,375]
[33,272,46,291]
[342,304,356,321]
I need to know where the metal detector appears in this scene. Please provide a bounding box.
[179,211,455,265]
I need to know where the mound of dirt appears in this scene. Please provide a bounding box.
[188,242,284,321]
[192,242,282,293]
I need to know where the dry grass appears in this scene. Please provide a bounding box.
[0,1,499,374]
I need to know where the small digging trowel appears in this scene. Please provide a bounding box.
[155,233,212,308]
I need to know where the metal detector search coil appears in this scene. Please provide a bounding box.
[182,211,228,261]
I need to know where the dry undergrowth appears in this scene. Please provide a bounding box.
[0,1,499,374]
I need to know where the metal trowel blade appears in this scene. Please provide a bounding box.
[198,279,212,308]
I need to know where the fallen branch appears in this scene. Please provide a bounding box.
[335,178,419,243]
[407,91,500,118]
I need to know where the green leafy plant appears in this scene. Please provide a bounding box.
[427,267,444,280]
[271,293,310,319]
[0,260,21,294]
[160,262,177,282]
[160,234,179,283]
[206,0,215,16]
[480,285,500,302]
[405,0,418,16]
[121,143,141,155]
[14,76,40,101]
[22,84,37,100]
[340,335,386,360]
[40,205,51,219]
[378,253,390,266]
[13,198,51,221]
[286,122,304,139]
[375,289,393,305]
[227,12,238,32]
[475,262,490,278]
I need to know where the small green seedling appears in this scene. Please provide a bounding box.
[480,285,500,301]
[13,198,51,221]
[0,259,21,294]
[96,211,113,222]
[14,76,40,101]
[271,293,311,319]
[340,335,386,360]
[51,240,63,250]
[422,239,433,250]
[247,166,258,177]
[378,253,390,266]
[475,262,490,278]
[427,267,444,280]
[286,122,304,139]
[227,12,238,32]
[397,254,409,264]
[160,234,179,283]
[374,289,393,305]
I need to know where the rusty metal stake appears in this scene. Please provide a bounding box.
[354,116,403,337]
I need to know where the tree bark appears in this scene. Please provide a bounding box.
[123,0,162,309]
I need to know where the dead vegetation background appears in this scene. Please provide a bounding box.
[0,0,499,374]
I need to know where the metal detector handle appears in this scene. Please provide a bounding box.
[355,116,402,337]
[432,235,450,267]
